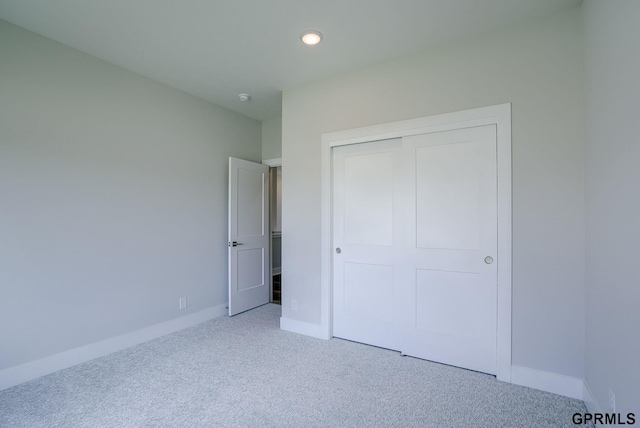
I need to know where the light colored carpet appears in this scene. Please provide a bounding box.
[0,304,588,427]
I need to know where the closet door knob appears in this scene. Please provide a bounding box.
[484,256,493,264]
[335,248,342,254]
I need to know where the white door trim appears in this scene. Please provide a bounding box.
[262,158,282,167]
[320,103,512,382]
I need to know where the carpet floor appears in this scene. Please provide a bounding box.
[0,304,588,427]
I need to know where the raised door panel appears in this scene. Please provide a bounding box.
[415,141,482,251]
[344,152,394,247]
[236,168,266,237]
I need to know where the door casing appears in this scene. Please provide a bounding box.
[319,104,512,382]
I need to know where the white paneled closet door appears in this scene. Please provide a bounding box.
[332,139,404,351]
[401,125,498,374]
[332,125,498,375]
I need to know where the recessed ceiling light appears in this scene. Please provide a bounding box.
[238,93,250,102]
[300,30,323,46]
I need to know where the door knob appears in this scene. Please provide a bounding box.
[484,256,494,264]
[335,247,341,254]
[229,241,243,247]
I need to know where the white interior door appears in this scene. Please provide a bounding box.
[401,125,497,374]
[332,139,403,351]
[228,157,270,316]
[332,125,498,374]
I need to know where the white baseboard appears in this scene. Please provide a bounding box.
[510,365,584,400]
[277,325,587,402]
[280,317,330,340]
[0,304,228,391]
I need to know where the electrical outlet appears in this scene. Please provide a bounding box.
[291,299,298,311]
[179,297,187,310]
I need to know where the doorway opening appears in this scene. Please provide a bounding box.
[267,162,282,304]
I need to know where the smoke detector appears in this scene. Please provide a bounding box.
[238,94,250,102]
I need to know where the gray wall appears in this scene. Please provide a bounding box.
[262,117,282,161]
[0,20,261,370]
[281,9,585,378]
[583,0,640,413]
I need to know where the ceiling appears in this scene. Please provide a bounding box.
[0,0,581,121]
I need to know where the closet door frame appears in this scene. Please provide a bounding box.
[319,103,512,382]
